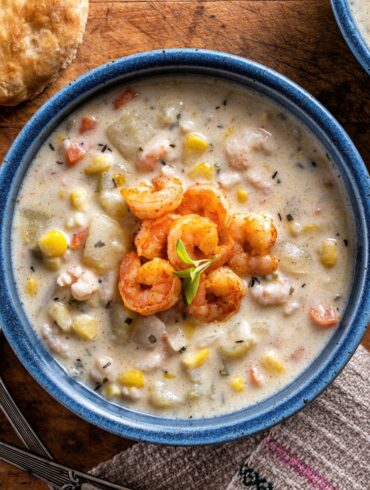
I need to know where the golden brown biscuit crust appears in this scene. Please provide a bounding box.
[0,0,88,106]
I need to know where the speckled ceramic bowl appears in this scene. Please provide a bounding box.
[0,49,369,445]
[331,0,370,74]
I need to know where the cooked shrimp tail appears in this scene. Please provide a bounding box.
[119,252,181,315]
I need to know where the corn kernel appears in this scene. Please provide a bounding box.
[224,127,234,140]
[320,238,337,268]
[26,277,38,295]
[184,133,209,153]
[163,372,176,379]
[181,348,209,369]
[303,224,320,232]
[113,173,126,187]
[72,314,98,341]
[70,188,87,210]
[288,220,303,237]
[230,377,245,392]
[118,369,145,388]
[236,188,248,203]
[38,230,68,258]
[189,162,214,180]
[84,154,112,174]
[262,351,285,374]
[56,133,66,144]
[104,382,121,399]
[183,320,196,339]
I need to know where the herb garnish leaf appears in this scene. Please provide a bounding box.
[173,239,216,305]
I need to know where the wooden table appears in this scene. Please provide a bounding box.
[0,1,369,488]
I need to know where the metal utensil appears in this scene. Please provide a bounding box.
[0,440,129,489]
[0,375,53,459]
[0,329,129,490]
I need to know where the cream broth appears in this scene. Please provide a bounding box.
[12,76,353,419]
[350,0,370,46]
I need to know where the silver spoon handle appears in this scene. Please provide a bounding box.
[0,376,53,459]
[0,440,129,490]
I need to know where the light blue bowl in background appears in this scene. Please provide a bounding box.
[0,49,369,445]
[331,0,370,74]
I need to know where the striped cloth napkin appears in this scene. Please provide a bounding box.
[91,345,369,490]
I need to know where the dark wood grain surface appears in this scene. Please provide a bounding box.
[0,1,369,488]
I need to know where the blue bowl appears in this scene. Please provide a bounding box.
[331,0,370,74]
[0,49,369,445]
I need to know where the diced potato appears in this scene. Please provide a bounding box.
[104,382,121,399]
[47,302,72,332]
[149,381,182,408]
[26,277,38,295]
[220,321,256,359]
[106,109,155,162]
[99,191,128,219]
[262,351,285,374]
[110,303,135,344]
[84,154,112,174]
[20,208,51,246]
[236,188,248,203]
[320,238,337,267]
[72,314,98,341]
[220,338,256,359]
[118,369,145,388]
[275,241,313,275]
[43,257,62,271]
[83,214,129,273]
[188,162,214,180]
[230,376,245,392]
[184,133,209,153]
[38,229,68,258]
[181,348,209,369]
[70,188,87,210]
[187,386,202,400]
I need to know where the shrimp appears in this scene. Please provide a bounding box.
[188,267,246,322]
[167,214,230,271]
[175,186,234,269]
[228,213,277,275]
[229,212,277,256]
[135,214,179,259]
[121,176,183,220]
[228,242,278,276]
[137,132,171,172]
[118,252,181,316]
[177,184,229,226]
[225,127,271,170]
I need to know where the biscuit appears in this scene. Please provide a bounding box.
[0,0,89,106]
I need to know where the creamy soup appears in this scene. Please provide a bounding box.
[12,76,353,419]
[349,0,370,47]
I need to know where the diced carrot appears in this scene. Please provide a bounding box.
[70,229,88,250]
[65,142,86,166]
[249,366,263,387]
[309,305,339,327]
[113,87,138,110]
[79,116,98,134]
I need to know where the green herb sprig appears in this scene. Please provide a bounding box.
[173,239,216,305]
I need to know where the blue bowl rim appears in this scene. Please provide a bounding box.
[331,0,370,74]
[0,49,369,445]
